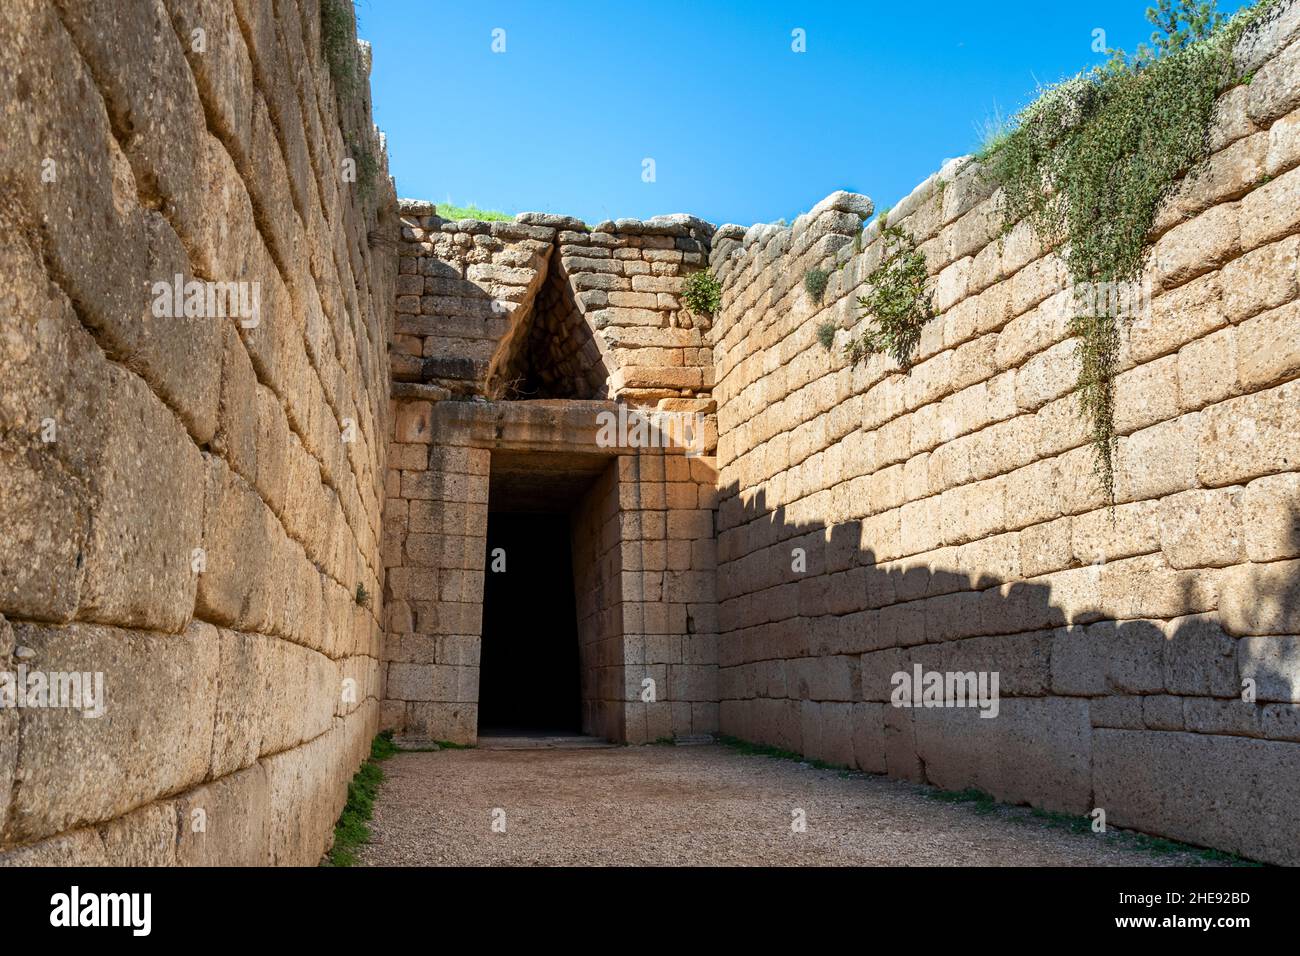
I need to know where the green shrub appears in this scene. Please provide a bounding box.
[681,269,722,316]
[981,0,1276,500]
[816,320,837,351]
[804,267,830,304]
[845,223,935,370]
[347,137,378,205]
[354,582,370,608]
[320,0,358,102]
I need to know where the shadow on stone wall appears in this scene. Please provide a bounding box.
[716,481,1300,864]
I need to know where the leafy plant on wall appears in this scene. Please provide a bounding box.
[682,269,722,316]
[846,220,936,371]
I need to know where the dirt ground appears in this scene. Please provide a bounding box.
[355,740,1225,867]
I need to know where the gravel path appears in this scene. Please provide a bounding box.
[356,741,1221,866]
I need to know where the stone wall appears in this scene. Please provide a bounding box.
[0,0,394,865]
[572,449,721,743]
[709,2,1300,865]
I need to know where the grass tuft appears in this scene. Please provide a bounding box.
[804,267,830,304]
[322,731,397,866]
[816,320,838,351]
[436,202,512,222]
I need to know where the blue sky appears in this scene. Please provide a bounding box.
[361,0,1252,227]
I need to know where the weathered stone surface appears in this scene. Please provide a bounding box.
[1094,729,1300,866]
[176,764,271,866]
[0,0,391,863]
[915,698,1093,813]
[3,620,219,844]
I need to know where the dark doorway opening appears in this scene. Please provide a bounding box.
[478,512,582,734]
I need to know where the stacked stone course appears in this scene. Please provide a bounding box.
[392,206,717,412]
[709,2,1300,865]
[4,0,1299,869]
[0,0,393,865]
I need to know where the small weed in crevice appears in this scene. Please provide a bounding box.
[354,582,370,608]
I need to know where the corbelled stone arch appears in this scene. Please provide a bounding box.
[484,241,612,400]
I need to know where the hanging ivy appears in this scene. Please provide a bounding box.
[981,0,1278,501]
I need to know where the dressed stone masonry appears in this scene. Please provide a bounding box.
[710,1,1300,867]
[0,0,393,865]
[1,0,1299,869]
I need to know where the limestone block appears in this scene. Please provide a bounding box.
[406,703,477,744]
[913,697,1093,813]
[1070,499,1160,566]
[1219,558,1300,635]
[1177,326,1242,411]
[1114,414,1200,504]
[1113,355,1179,434]
[1219,233,1298,322]
[3,620,219,844]
[1151,201,1240,289]
[1127,272,1225,366]
[1239,163,1300,248]
[175,763,271,866]
[1161,613,1239,697]
[98,800,178,866]
[0,237,99,621]
[1245,30,1300,126]
[197,455,283,632]
[1241,472,1300,561]
[262,726,339,867]
[1237,635,1300,702]
[1235,300,1300,390]
[1099,554,1218,621]
[395,400,434,443]
[850,702,887,773]
[252,384,292,516]
[1197,379,1300,487]
[1266,105,1300,175]
[1020,517,1074,578]
[1158,487,1244,569]
[0,828,108,867]
[1093,728,1300,865]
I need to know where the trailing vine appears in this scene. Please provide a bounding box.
[982,0,1277,500]
[846,221,936,371]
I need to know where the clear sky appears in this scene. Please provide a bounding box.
[361,0,1253,227]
